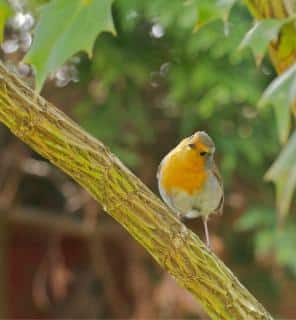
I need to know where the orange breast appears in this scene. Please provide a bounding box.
[160,150,208,194]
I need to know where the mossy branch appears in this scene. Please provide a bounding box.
[0,61,272,319]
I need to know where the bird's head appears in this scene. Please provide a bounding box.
[179,131,215,167]
[188,131,215,154]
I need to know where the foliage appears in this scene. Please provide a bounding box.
[236,206,296,277]
[75,3,278,184]
[24,0,115,91]
[239,18,288,66]
[194,0,237,30]
[240,0,296,219]
[259,63,296,143]
[236,206,275,231]
[17,0,295,217]
[265,131,296,222]
[0,0,12,42]
[0,0,296,315]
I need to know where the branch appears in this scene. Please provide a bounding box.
[0,61,272,319]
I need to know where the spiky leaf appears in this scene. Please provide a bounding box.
[239,19,285,66]
[265,130,296,221]
[24,0,115,91]
[259,63,296,143]
[194,0,237,31]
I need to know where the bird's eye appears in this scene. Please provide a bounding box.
[188,143,195,149]
[200,151,207,156]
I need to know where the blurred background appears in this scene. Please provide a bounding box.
[0,0,296,318]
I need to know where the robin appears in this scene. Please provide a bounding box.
[157,131,224,248]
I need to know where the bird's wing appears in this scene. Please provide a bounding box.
[213,163,224,215]
[156,162,161,180]
[156,160,163,180]
[156,155,178,213]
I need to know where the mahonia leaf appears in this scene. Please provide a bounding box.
[259,63,296,144]
[273,102,291,145]
[194,0,236,31]
[0,0,13,43]
[24,0,115,91]
[239,19,285,66]
[265,130,296,222]
[260,63,296,107]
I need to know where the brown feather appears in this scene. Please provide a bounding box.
[212,162,224,215]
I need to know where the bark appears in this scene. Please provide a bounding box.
[0,61,273,319]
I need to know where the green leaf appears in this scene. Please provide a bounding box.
[235,207,275,231]
[275,226,296,270]
[265,130,296,221]
[239,19,284,66]
[260,63,296,108]
[0,0,13,43]
[273,102,291,145]
[24,0,115,92]
[254,229,274,257]
[194,0,236,31]
[259,62,296,143]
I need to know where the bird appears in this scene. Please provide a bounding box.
[157,131,224,248]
